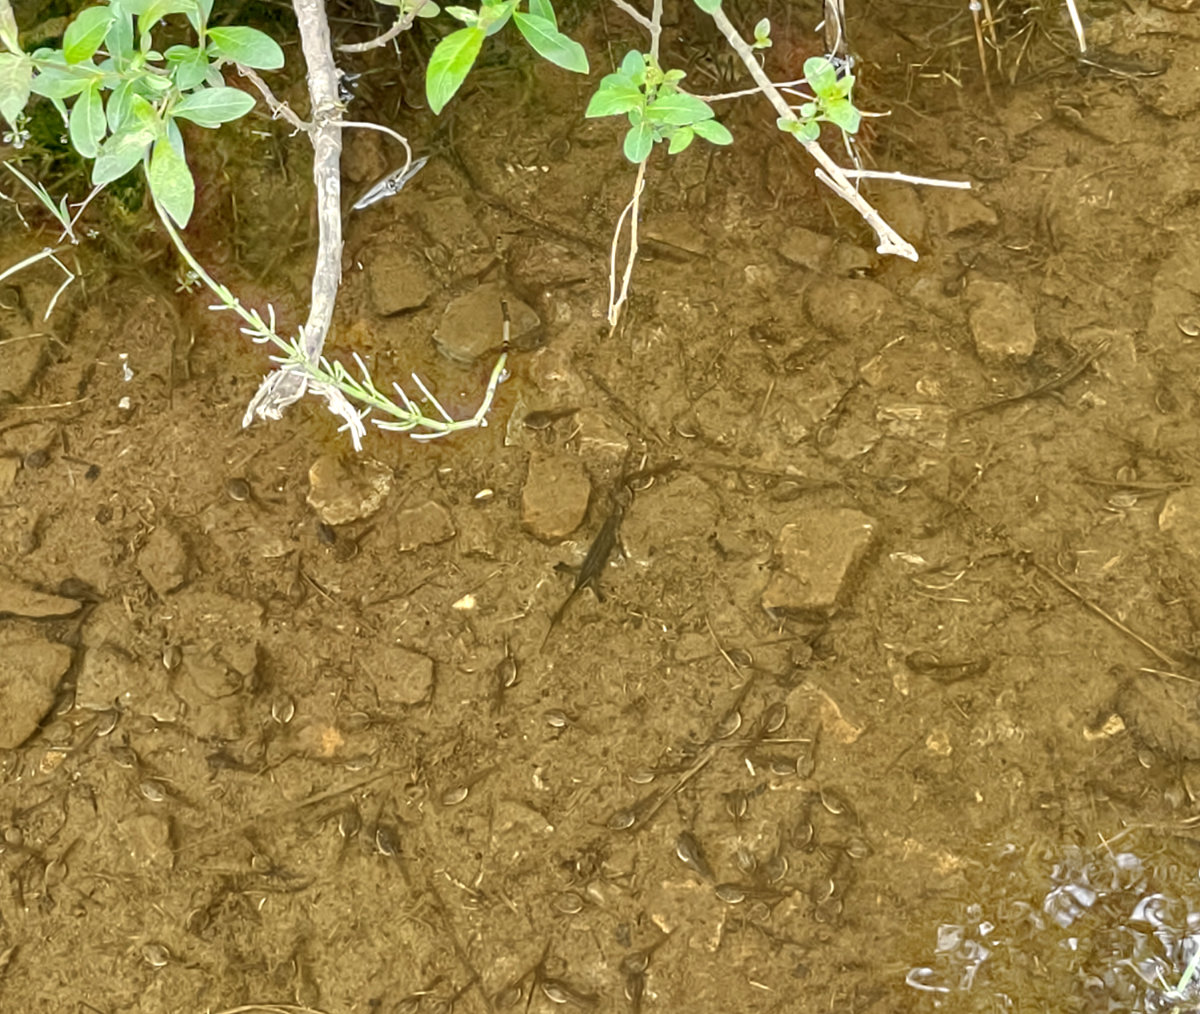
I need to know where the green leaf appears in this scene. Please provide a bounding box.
[822,99,860,133]
[30,64,92,101]
[623,119,653,163]
[148,130,194,226]
[666,126,693,155]
[185,0,213,34]
[64,7,116,64]
[528,0,555,24]
[584,76,642,117]
[0,53,32,127]
[138,0,196,42]
[0,3,21,54]
[512,13,587,73]
[478,1,517,35]
[803,56,838,97]
[691,118,732,145]
[207,26,284,70]
[425,26,484,114]
[171,85,255,126]
[753,17,771,49]
[445,5,478,23]
[777,116,819,142]
[93,122,155,185]
[165,44,208,90]
[106,9,134,61]
[693,0,721,11]
[69,81,106,157]
[619,49,644,83]
[645,91,713,126]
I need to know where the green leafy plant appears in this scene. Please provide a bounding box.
[425,0,587,114]
[0,0,282,227]
[584,49,732,163]
[777,55,861,143]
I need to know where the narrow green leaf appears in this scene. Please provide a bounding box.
[693,0,721,12]
[171,85,255,126]
[512,13,587,73]
[584,77,642,117]
[148,131,194,226]
[69,81,106,157]
[425,26,484,114]
[207,26,284,70]
[92,123,155,185]
[691,118,732,145]
[666,126,694,155]
[64,7,117,64]
[645,91,713,126]
[0,52,32,127]
[623,120,653,163]
[445,5,477,23]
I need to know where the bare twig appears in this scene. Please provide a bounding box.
[243,0,344,423]
[236,63,309,131]
[607,161,646,328]
[338,0,430,53]
[704,6,919,261]
[604,0,662,327]
[839,169,971,189]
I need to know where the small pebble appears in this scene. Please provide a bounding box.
[225,477,252,502]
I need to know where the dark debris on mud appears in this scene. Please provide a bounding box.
[5,1,1200,1012]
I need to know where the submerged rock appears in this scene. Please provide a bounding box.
[762,509,876,616]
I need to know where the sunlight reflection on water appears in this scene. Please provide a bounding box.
[907,844,1200,1013]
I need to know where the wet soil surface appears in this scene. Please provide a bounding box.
[4,0,1200,1011]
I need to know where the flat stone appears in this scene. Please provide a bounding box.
[1159,487,1200,558]
[968,279,1038,365]
[0,455,18,493]
[805,279,894,340]
[116,814,174,869]
[762,509,876,616]
[137,525,189,597]
[521,453,591,541]
[394,500,456,551]
[76,643,140,711]
[0,575,80,618]
[573,409,629,464]
[777,227,834,271]
[434,282,540,363]
[0,639,72,749]
[644,212,709,256]
[366,248,435,316]
[939,191,998,236]
[364,643,434,706]
[307,454,393,525]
